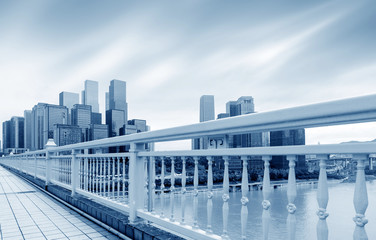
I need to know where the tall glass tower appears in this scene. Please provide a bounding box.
[83,80,99,113]
[109,79,128,122]
[200,95,215,122]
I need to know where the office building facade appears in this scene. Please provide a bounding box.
[71,104,92,141]
[54,124,81,146]
[109,79,128,122]
[83,80,99,113]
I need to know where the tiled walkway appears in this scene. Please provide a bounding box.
[0,166,121,240]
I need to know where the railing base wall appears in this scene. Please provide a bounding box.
[1,164,185,240]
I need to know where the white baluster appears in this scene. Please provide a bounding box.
[117,157,120,201]
[123,157,126,200]
[222,156,230,239]
[316,155,329,240]
[353,155,368,240]
[193,156,199,229]
[207,156,213,233]
[170,157,175,221]
[96,158,99,194]
[262,155,272,240]
[286,155,297,240]
[181,156,187,224]
[161,157,165,217]
[144,157,149,211]
[240,156,249,240]
[84,157,88,191]
[99,157,103,195]
[151,156,156,214]
[112,157,115,198]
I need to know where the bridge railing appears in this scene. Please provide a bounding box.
[2,94,376,239]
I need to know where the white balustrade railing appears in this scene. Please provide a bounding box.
[1,94,376,239]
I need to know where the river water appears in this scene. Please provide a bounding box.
[154,181,376,239]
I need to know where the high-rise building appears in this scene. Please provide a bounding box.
[59,91,79,110]
[106,109,125,137]
[89,124,108,141]
[2,117,25,154]
[200,95,215,122]
[71,104,91,141]
[91,112,102,125]
[217,113,230,119]
[270,129,306,169]
[54,124,81,146]
[109,79,128,122]
[31,103,68,150]
[2,121,11,152]
[193,95,215,150]
[83,80,99,113]
[24,110,32,150]
[105,92,109,111]
[59,91,79,124]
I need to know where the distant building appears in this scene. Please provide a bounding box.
[91,112,102,125]
[270,129,306,169]
[82,80,99,113]
[31,103,68,150]
[121,119,148,135]
[217,113,230,119]
[109,79,128,122]
[59,91,79,124]
[193,95,215,150]
[105,92,109,111]
[54,124,81,146]
[24,110,32,150]
[71,104,91,141]
[106,109,125,137]
[89,124,108,141]
[2,117,25,154]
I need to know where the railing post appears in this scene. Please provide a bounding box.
[149,156,156,213]
[262,155,272,240]
[193,156,199,229]
[222,156,230,239]
[181,156,187,224]
[240,155,249,240]
[45,139,57,189]
[170,157,176,221]
[207,156,213,233]
[316,155,329,240]
[71,149,79,197]
[286,155,297,240]
[34,154,37,179]
[129,142,145,224]
[353,154,368,240]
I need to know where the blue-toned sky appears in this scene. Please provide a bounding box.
[1,0,376,149]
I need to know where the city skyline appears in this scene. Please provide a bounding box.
[1,1,376,149]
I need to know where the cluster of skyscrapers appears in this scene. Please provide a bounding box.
[2,79,148,155]
[193,95,305,169]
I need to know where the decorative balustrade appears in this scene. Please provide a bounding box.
[1,94,376,239]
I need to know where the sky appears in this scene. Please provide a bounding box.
[1,0,376,150]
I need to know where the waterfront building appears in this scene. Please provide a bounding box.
[31,103,68,150]
[82,80,99,113]
[270,129,306,169]
[193,95,215,150]
[54,124,81,146]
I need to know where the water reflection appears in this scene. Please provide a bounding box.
[154,181,376,239]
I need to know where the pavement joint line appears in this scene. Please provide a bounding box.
[0,174,25,240]
[2,166,131,240]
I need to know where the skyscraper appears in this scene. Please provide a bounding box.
[59,91,79,124]
[109,79,128,122]
[83,80,99,113]
[59,91,79,110]
[2,117,25,154]
[24,110,32,150]
[193,95,215,150]
[31,103,68,150]
[71,104,92,141]
[105,92,109,111]
[106,109,125,137]
[200,95,215,122]
[54,124,81,146]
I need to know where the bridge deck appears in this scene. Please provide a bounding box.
[0,166,121,240]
